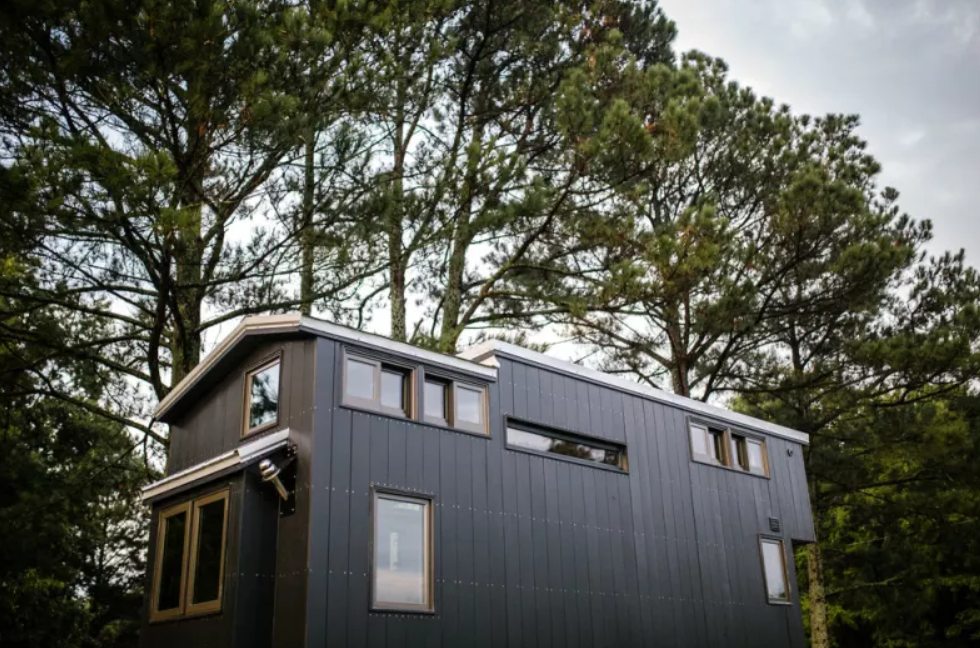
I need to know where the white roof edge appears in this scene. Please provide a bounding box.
[297,315,497,379]
[154,314,303,419]
[141,429,291,502]
[154,313,498,420]
[459,340,810,445]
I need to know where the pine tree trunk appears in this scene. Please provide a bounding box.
[388,35,408,342]
[172,202,203,385]
[807,541,830,648]
[300,132,316,316]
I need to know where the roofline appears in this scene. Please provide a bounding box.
[458,340,810,445]
[153,314,303,420]
[153,313,497,420]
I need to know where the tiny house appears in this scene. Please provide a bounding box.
[140,314,815,648]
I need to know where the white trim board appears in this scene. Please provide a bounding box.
[141,430,291,502]
[458,340,810,445]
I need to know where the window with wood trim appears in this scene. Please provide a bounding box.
[506,421,628,471]
[422,375,488,435]
[343,351,413,418]
[760,537,791,603]
[244,357,281,435]
[372,490,433,612]
[151,489,230,622]
[689,421,769,476]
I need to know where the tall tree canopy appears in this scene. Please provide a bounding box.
[1,2,978,647]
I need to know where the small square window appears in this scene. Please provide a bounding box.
[690,421,769,477]
[747,439,767,475]
[372,491,433,612]
[423,378,449,423]
[760,538,791,603]
[151,490,229,622]
[244,358,280,435]
[454,384,487,435]
[731,435,749,471]
[343,351,412,417]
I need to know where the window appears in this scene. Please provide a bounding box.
[746,438,767,475]
[151,489,229,622]
[372,491,433,612]
[760,538,791,603]
[506,422,627,470]
[689,421,769,476]
[244,357,280,435]
[343,351,413,417]
[422,376,488,435]
[689,423,726,465]
[423,377,449,424]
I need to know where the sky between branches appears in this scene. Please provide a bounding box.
[659,0,980,265]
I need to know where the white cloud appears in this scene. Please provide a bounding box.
[898,128,926,148]
[846,0,876,31]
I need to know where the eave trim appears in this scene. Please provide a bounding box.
[458,340,810,445]
[141,429,290,502]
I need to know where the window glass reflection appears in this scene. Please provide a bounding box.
[248,362,280,430]
[374,496,428,607]
[507,427,623,468]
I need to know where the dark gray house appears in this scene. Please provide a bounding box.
[139,313,814,648]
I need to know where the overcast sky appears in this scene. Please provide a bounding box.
[658,0,980,266]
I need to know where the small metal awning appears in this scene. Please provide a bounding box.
[141,429,291,503]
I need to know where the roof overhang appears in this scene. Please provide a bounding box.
[141,429,291,503]
[153,314,497,422]
[459,340,810,445]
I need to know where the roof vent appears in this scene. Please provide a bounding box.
[768,517,781,533]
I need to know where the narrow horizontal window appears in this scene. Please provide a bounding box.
[506,423,627,470]
[343,351,413,418]
[151,489,230,622]
[373,491,433,612]
[244,358,280,435]
[760,538,791,603]
[422,375,488,435]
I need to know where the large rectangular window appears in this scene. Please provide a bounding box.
[343,351,413,418]
[151,489,229,622]
[506,422,627,470]
[760,537,791,604]
[422,375,488,435]
[372,491,433,612]
[689,420,769,476]
[244,357,281,435]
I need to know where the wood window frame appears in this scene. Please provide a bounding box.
[242,353,282,437]
[150,501,192,622]
[421,372,489,437]
[369,487,435,614]
[422,375,451,427]
[505,418,629,472]
[342,349,415,419]
[149,488,230,623]
[759,536,792,605]
[185,489,231,616]
[688,418,770,478]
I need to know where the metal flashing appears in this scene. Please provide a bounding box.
[458,340,810,445]
[141,429,291,502]
[153,314,497,421]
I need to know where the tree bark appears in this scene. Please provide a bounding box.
[300,132,316,316]
[807,540,830,648]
